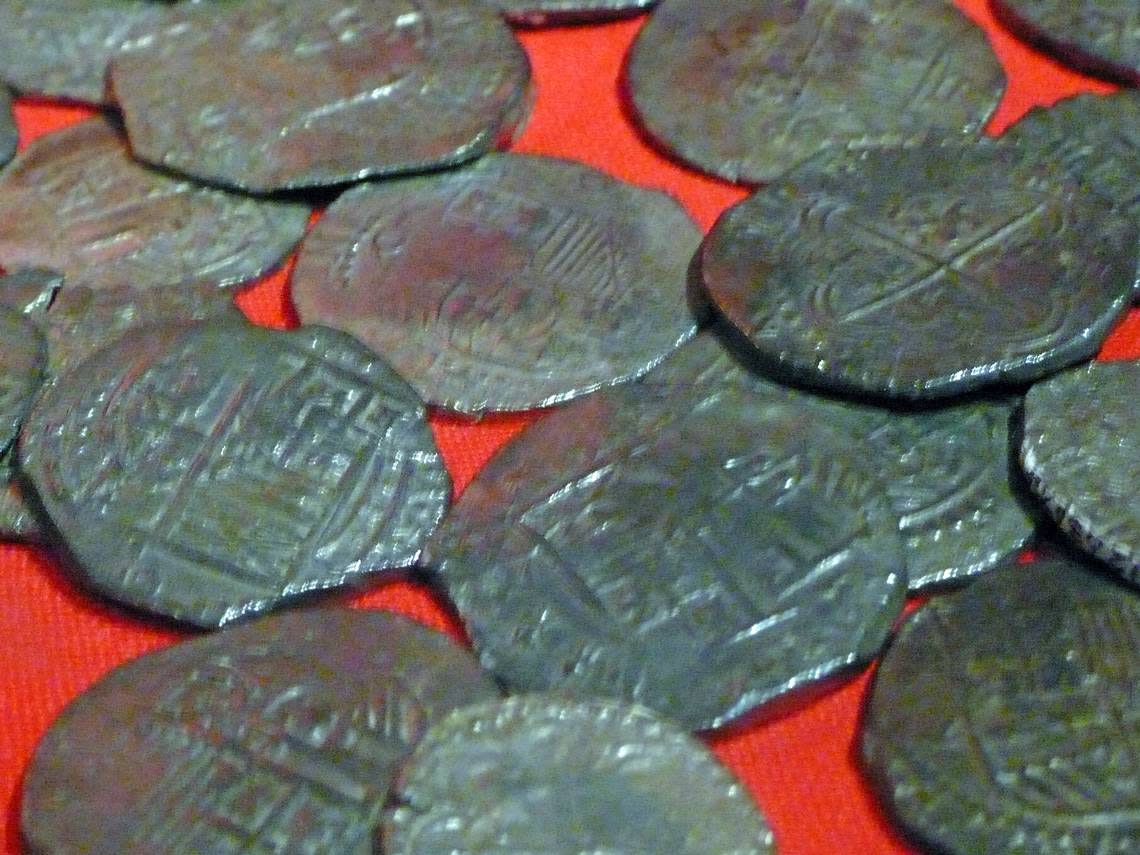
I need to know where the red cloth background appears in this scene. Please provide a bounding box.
[1,3,1137,852]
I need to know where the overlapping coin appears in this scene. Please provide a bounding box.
[19,320,450,627]
[293,154,699,413]
[383,696,774,853]
[22,608,501,854]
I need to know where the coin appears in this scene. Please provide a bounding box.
[700,140,1137,399]
[490,0,654,25]
[1021,359,1140,582]
[0,268,63,316]
[292,154,699,414]
[20,320,450,627]
[0,86,14,166]
[383,695,775,854]
[0,451,42,541]
[862,555,1140,854]
[625,0,1005,184]
[427,352,905,730]
[0,306,45,456]
[22,607,501,855]
[109,0,532,192]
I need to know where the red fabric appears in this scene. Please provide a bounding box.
[1,4,1137,852]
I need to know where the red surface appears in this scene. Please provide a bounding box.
[1,4,1138,853]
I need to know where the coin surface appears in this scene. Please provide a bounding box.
[22,608,501,855]
[292,154,699,413]
[1021,360,1140,581]
[20,320,450,627]
[0,451,42,541]
[427,354,906,730]
[0,86,14,166]
[110,0,532,192]
[0,268,63,316]
[490,0,654,24]
[700,140,1137,399]
[383,695,775,854]
[0,306,45,456]
[862,555,1140,854]
[625,0,1005,184]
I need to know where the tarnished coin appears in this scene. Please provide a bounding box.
[293,154,699,414]
[384,696,775,854]
[427,356,906,730]
[0,306,45,456]
[1021,360,1140,581]
[109,0,532,192]
[625,0,1005,184]
[0,86,14,167]
[0,118,310,292]
[0,451,43,541]
[701,140,1137,399]
[489,0,654,25]
[862,555,1140,854]
[22,608,501,855]
[20,321,450,627]
[0,268,63,316]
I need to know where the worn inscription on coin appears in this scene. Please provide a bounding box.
[384,696,775,853]
[20,321,450,627]
[293,154,699,413]
[0,86,15,167]
[626,0,1005,183]
[110,0,532,191]
[22,608,501,854]
[863,556,1140,854]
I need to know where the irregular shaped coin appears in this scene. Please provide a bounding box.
[701,140,1137,399]
[0,86,14,166]
[293,154,699,413]
[20,321,450,627]
[625,0,1005,183]
[0,306,45,456]
[862,555,1140,854]
[110,0,532,192]
[383,696,774,854]
[1021,359,1140,581]
[22,608,501,855]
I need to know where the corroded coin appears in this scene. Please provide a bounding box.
[700,140,1137,399]
[110,0,532,192]
[427,352,906,730]
[0,306,45,456]
[625,0,1005,183]
[490,0,653,24]
[0,118,310,292]
[20,321,450,627]
[383,696,775,853]
[292,154,699,413]
[22,608,501,854]
[0,86,14,166]
[862,555,1140,854]
[1021,360,1140,581]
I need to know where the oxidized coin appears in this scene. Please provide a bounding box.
[862,555,1140,854]
[0,117,310,292]
[292,154,699,414]
[109,0,532,192]
[427,356,906,730]
[625,0,1005,184]
[0,86,14,166]
[700,140,1137,399]
[383,696,775,854]
[20,320,450,627]
[1021,360,1140,581]
[0,306,45,456]
[22,608,501,855]
[490,0,654,25]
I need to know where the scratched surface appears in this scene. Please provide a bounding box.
[109,0,533,191]
[19,321,450,627]
[292,153,699,413]
[21,608,501,854]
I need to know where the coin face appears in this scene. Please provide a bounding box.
[700,140,1138,399]
[20,321,450,627]
[862,556,1140,854]
[383,696,775,854]
[0,306,45,456]
[22,608,501,855]
[0,86,14,166]
[1021,360,1140,581]
[625,0,1005,184]
[293,154,699,414]
[109,0,532,192]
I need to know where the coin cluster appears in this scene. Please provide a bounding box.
[0,0,1138,851]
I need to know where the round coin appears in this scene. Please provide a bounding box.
[109,0,532,192]
[1021,359,1140,581]
[700,140,1137,399]
[383,695,774,854]
[292,154,699,414]
[862,555,1140,854]
[19,320,450,627]
[625,0,1005,184]
[0,306,45,456]
[22,607,501,855]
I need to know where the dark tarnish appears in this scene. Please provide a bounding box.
[291,153,699,414]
